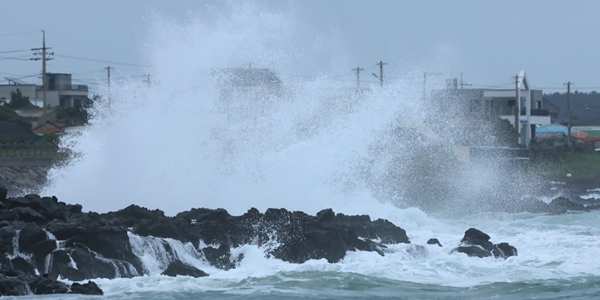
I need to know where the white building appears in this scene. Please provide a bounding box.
[431,71,551,148]
[0,73,88,108]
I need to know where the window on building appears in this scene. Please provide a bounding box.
[74,98,82,107]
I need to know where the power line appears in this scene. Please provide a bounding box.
[0,30,40,37]
[0,49,30,54]
[535,86,600,90]
[0,56,31,61]
[54,54,148,67]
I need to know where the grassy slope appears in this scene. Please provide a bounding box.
[530,152,600,182]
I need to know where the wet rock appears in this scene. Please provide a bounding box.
[32,239,57,272]
[69,281,103,295]
[18,223,47,254]
[452,228,517,259]
[1,189,413,278]
[0,274,30,296]
[69,247,119,279]
[10,257,35,275]
[25,276,69,295]
[203,243,239,270]
[12,207,46,224]
[549,197,589,212]
[427,238,443,247]
[0,187,7,202]
[161,260,209,277]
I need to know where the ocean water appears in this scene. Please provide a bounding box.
[33,3,600,299]
[8,210,600,299]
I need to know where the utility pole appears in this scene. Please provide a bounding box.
[514,74,520,144]
[423,72,443,99]
[105,66,113,111]
[351,67,364,90]
[459,72,472,89]
[377,61,387,87]
[144,74,151,87]
[31,30,53,135]
[565,81,573,149]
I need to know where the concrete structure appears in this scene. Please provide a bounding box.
[431,71,551,148]
[0,73,88,108]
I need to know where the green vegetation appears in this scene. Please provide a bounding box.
[545,91,600,126]
[530,152,600,182]
[0,105,32,130]
[56,94,97,126]
[7,89,32,109]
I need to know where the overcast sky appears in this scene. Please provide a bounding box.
[1,0,599,93]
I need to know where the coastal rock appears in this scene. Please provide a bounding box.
[549,197,589,212]
[452,228,517,259]
[69,281,103,295]
[427,238,442,247]
[0,274,30,296]
[0,269,103,296]
[161,260,209,277]
[1,190,412,279]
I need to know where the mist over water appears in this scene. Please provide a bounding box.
[43,3,531,218]
[41,4,411,216]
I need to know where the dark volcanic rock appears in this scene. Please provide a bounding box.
[0,187,7,202]
[0,274,30,296]
[12,207,46,223]
[18,223,48,254]
[69,281,103,295]
[32,239,57,272]
[1,189,413,279]
[161,260,209,277]
[69,247,120,279]
[202,243,241,270]
[452,228,517,259]
[0,269,103,296]
[549,197,589,212]
[10,257,35,275]
[427,238,442,247]
[25,276,69,295]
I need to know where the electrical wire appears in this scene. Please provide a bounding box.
[54,54,149,67]
[0,30,40,37]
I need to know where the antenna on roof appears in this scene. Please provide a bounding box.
[460,72,473,89]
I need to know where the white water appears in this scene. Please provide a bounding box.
[87,210,600,295]
[37,2,600,295]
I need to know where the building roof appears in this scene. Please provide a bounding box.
[212,68,281,88]
[31,121,66,135]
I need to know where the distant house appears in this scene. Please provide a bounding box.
[14,106,58,129]
[31,121,66,135]
[212,68,281,89]
[431,71,551,148]
[211,67,283,114]
[0,73,88,108]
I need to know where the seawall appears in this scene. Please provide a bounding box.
[0,159,53,195]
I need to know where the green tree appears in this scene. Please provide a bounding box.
[0,106,32,129]
[56,94,98,126]
[8,89,31,109]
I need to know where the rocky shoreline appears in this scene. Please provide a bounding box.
[0,187,525,297]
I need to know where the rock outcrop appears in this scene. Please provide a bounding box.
[0,187,414,296]
[0,186,528,296]
[452,228,517,259]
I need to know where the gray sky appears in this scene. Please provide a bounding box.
[1,0,599,93]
